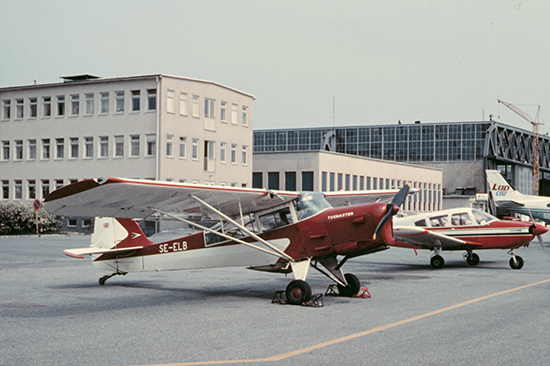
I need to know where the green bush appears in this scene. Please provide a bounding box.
[0,201,59,235]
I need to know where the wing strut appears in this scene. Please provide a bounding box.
[190,195,295,261]
[153,208,294,262]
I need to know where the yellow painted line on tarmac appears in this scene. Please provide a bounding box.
[130,278,550,366]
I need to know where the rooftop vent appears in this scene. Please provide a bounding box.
[60,74,101,82]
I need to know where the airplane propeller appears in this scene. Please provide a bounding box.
[529,223,546,249]
[373,184,410,240]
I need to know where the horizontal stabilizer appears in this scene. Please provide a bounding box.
[63,246,144,259]
[494,200,525,207]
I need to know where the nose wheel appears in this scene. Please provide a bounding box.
[337,273,361,297]
[509,254,524,269]
[430,255,445,269]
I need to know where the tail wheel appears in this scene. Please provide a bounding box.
[285,280,312,305]
[337,273,361,297]
[430,255,445,269]
[466,253,480,266]
[509,255,524,270]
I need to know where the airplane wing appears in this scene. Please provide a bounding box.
[44,177,300,219]
[393,226,483,250]
[325,188,416,207]
[493,200,525,207]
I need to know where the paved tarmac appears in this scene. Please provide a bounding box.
[1,232,550,366]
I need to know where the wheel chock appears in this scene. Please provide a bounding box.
[325,284,371,299]
[271,291,324,307]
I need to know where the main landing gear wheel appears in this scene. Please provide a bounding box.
[430,255,445,269]
[337,273,361,297]
[509,255,524,270]
[285,280,312,305]
[466,253,480,266]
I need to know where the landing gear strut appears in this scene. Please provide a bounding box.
[430,247,444,269]
[99,271,127,285]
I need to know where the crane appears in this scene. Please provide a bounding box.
[497,99,542,195]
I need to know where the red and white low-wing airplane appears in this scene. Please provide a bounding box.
[43,177,412,304]
[392,207,547,269]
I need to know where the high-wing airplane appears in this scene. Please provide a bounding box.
[43,177,411,305]
[486,169,550,223]
[392,207,547,269]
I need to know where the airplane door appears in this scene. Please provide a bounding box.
[298,217,333,257]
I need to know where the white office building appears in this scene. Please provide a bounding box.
[1,74,255,202]
[253,151,443,214]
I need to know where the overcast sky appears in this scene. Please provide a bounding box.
[1,0,548,131]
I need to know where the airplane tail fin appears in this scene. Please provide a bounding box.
[91,217,154,250]
[486,170,524,199]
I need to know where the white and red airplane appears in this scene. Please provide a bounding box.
[392,207,547,269]
[43,177,412,305]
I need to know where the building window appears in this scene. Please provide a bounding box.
[100,92,109,114]
[57,96,65,116]
[322,172,327,191]
[2,180,9,199]
[69,138,79,159]
[166,134,174,157]
[16,99,24,119]
[252,172,262,188]
[131,90,140,112]
[220,142,227,163]
[204,140,215,172]
[85,93,94,115]
[231,104,238,125]
[99,136,108,158]
[43,96,51,117]
[191,138,199,160]
[146,134,156,157]
[302,171,314,191]
[114,135,124,157]
[179,137,187,159]
[28,180,36,200]
[147,89,156,111]
[192,95,200,118]
[330,172,335,191]
[115,91,125,112]
[242,106,248,126]
[220,101,227,122]
[14,180,22,200]
[268,172,279,190]
[55,138,64,159]
[42,139,50,159]
[285,172,296,191]
[71,94,79,115]
[205,98,215,118]
[166,90,175,114]
[231,143,237,164]
[179,93,188,116]
[2,100,10,119]
[84,136,93,158]
[241,145,248,165]
[41,179,50,199]
[55,179,64,190]
[15,140,23,160]
[29,97,37,118]
[28,139,36,160]
[2,141,9,160]
[131,134,140,157]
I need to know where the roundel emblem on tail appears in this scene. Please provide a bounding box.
[103,223,110,229]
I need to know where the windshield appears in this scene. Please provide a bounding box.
[472,209,498,225]
[296,192,332,220]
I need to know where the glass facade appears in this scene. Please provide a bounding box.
[254,122,491,163]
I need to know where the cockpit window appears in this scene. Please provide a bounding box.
[296,192,332,220]
[429,215,448,227]
[451,212,472,226]
[472,209,497,225]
